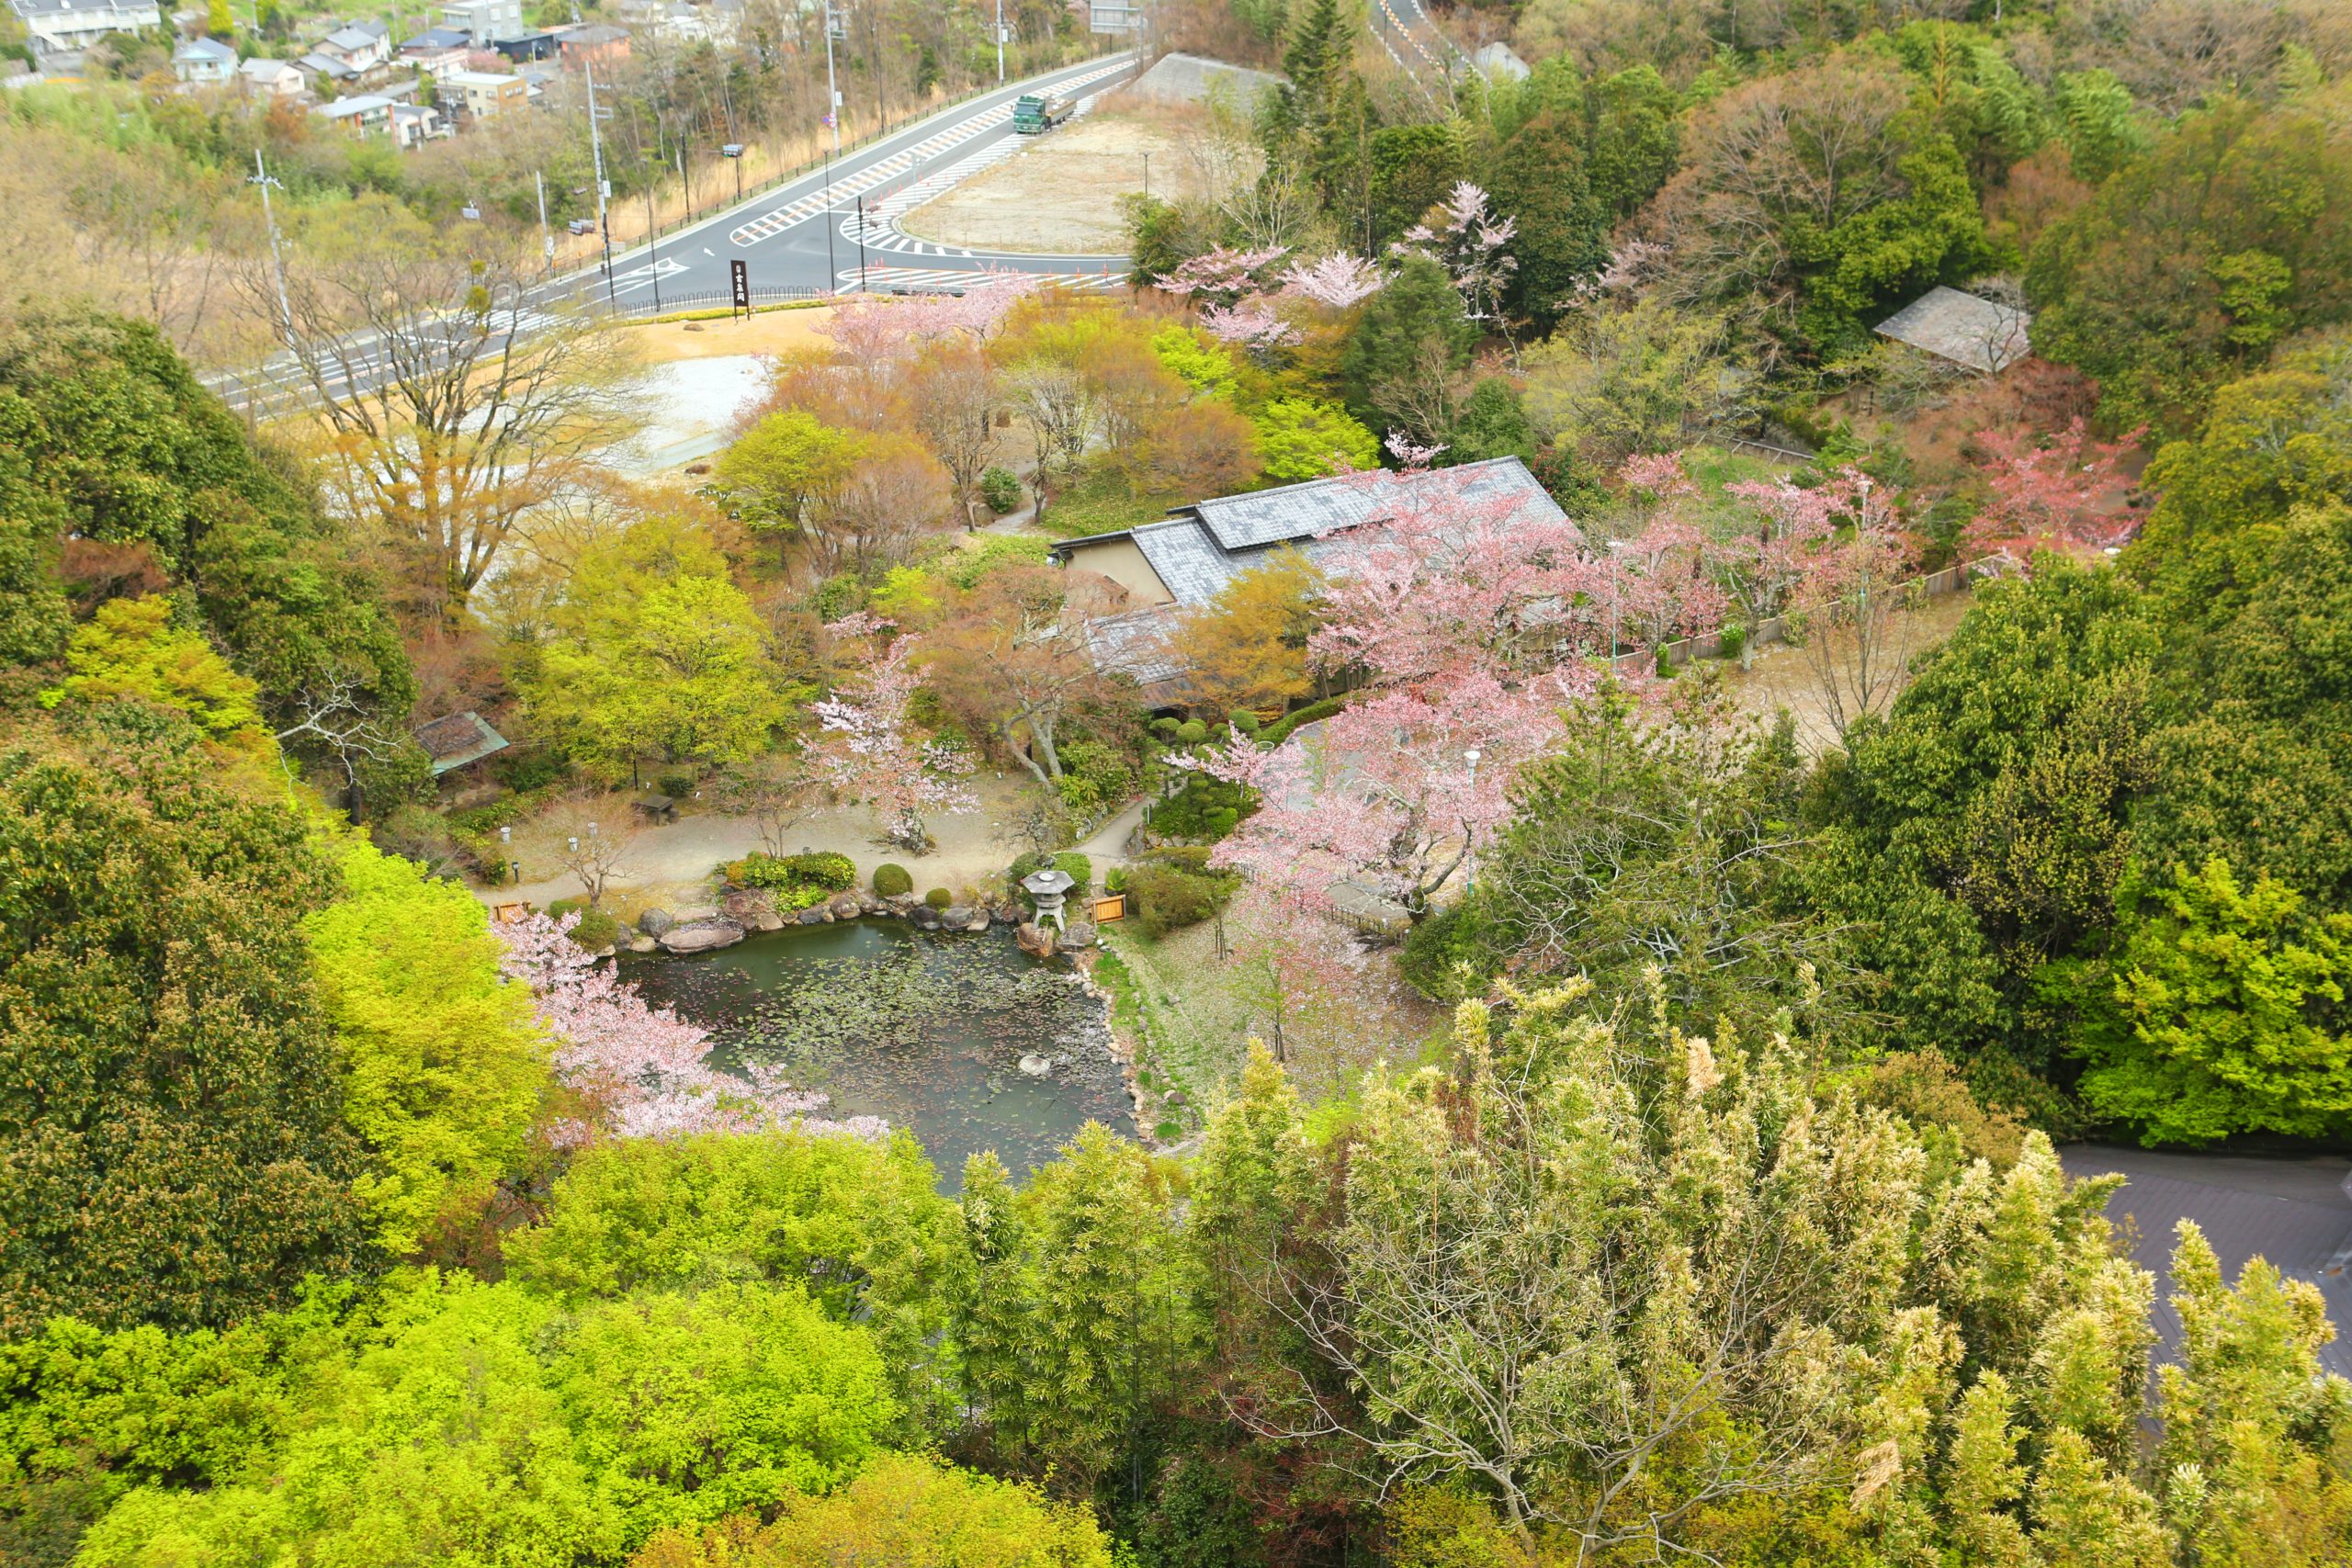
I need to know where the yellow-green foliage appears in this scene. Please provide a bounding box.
[307,839,552,1255]
[42,595,268,751]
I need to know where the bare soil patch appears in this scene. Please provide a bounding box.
[1724,588,1979,753]
[899,104,1253,255]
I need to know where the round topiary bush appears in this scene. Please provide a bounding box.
[1051,851,1091,898]
[549,899,622,951]
[978,466,1023,513]
[925,887,953,910]
[873,863,913,897]
[1176,719,1209,745]
[1227,710,1261,736]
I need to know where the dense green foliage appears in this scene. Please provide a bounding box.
[0,718,367,1341]
[0,311,417,795]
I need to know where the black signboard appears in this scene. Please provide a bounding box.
[730,258,750,319]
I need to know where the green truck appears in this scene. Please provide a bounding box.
[1012,93,1074,133]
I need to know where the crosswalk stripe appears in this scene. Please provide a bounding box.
[727,59,1135,249]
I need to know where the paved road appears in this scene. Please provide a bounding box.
[561,51,1143,307]
[211,53,1144,413]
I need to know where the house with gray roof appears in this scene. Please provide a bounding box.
[9,0,161,56]
[1050,457,1566,700]
[172,33,237,83]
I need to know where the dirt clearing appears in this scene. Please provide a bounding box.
[616,304,841,364]
[899,103,1255,255]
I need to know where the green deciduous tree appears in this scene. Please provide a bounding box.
[2072,858,2352,1144]
[1251,397,1378,481]
[307,838,552,1257]
[2026,94,2352,436]
[0,719,366,1340]
[629,1452,1114,1568]
[506,1127,961,1432]
[517,515,796,778]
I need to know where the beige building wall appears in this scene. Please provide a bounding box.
[1063,537,1174,607]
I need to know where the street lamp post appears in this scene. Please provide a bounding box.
[823,3,842,293]
[1462,748,1482,896]
[584,62,616,306]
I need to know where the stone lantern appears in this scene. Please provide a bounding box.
[1021,866,1076,931]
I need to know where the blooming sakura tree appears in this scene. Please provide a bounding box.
[1160,244,1292,310]
[1308,454,1611,682]
[1712,471,1846,634]
[1278,253,1385,310]
[816,614,978,852]
[1392,182,1517,325]
[1190,671,1575,918]
[818,269,1040,358]
[1783,475,1923,742]
[1197,299,1300,355]
[497,910,885,1143]
[1966,418,2143,560]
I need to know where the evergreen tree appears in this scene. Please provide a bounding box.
[1490,115,1607,326]
[0,716,368,1338]
[1340,254,1475,435]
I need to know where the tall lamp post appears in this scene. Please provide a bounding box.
[823,3,842,294]
[1462,748,1481,897]
[248,150,295,343]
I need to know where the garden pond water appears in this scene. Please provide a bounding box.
[620,919,1135,1185]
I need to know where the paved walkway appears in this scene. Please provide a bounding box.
[474,773,1151,919]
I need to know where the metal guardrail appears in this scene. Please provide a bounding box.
[604,287,827,318]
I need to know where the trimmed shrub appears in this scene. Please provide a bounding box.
[655,769,699,800]
[1259,696,1343,748]
[1175,719,1208,745]
[548,899,621,952]
[873,863,913,897]
[1130,863,1226,937]
[1052,852,1092,899]
[1227,710,1261,736]
[730,851,856,893]
[978,466,1023,513]
[925,887,953,910]
[1397,901,1498,1000]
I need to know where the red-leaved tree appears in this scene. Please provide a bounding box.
[1966,417,2142,560]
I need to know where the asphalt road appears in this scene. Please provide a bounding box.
[209,52,1143,413]
[571,50,1143,307]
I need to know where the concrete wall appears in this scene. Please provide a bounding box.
[1125,51,1283,108]
[1065,537,1175,607]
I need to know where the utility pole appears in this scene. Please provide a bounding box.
[642,124,662,311]
[823,3,842,294]
[855,190,868,294]
[248,150,294,344]
[584,62,616,306]
[994,0,1003,82]
[534,168,552,273]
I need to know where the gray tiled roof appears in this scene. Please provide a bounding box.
[1080,457,1566,610]
[1081,606,1186,688]
[2059,1144,2352,1378]
[1875,285,2032,374]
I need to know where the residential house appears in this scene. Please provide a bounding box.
[293,50,363,89]
[444,65,525,122]
[488,26,555,61]
[171,33,237,84]
[439,0,520,46]
[1050,457,1566,700]
[236,53,306,96]
[314,89,393,135]
[556,21,628,68]
[398,27,470,77]
[316,20,390,72]
[9,0,164,57]
[389,98,445,147]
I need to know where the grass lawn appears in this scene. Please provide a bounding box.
[1099,916,1445,1137]
[1031,469,1184,541]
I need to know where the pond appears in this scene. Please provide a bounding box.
[620,919,1136,1186]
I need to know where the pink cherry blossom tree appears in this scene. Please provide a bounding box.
[818,269,1040,359]
[1391,181,1517,326]
[1278,253,1385,310]
[1711,473,1845,641]
[1188,670,1574,919]
[1308,456,1611,683]
[817,614,978,852]
[1198,299,1300,356]
[497,910,886,1144]
[1160,244,1292,310]
[1965,418,2143,561]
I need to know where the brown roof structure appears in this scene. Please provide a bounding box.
[413,710,510,774]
